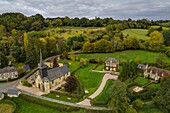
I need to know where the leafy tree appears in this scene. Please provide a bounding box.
[132,99,144,112]
[162,30,170,46]
[154,76,170,113]
[125,107,137,113]
[93,39,113,53]
[155,53,164,68]
[83,41,93,53]
[146,31,164,52]
[23,32,29,52]
[64,75,79,92]
[108,80,130,113]
[0,52,8,68]
[79,58,88,68]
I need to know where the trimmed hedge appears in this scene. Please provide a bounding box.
[128,89,157,102]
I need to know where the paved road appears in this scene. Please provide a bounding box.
[77,73,118,106]
[22,91,112,111]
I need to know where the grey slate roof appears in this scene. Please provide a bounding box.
[24,65,30,71]
[7,89,21,95]
[137,64,147,70]
[0,66,17,74]
[105,58,119,64]
[44,65,70,81]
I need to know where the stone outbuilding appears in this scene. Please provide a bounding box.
[7,89,21,97]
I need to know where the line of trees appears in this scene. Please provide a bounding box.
[1,13,169,33]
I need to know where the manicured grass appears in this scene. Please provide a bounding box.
[0,100,16,113]
[75,50,170,63]
[147,83,160,89]
[134,77,149,86]
[43,93,79,103]
[122,29,150,40]
[75,64,104,97]
[95,64,104,71]
[93,80,114,104]
[140,103,163,113]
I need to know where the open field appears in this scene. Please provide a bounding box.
[122,29,150,40]
[76,50,170,63]
[151,26,170,30]
[43,27,104,39]
[75,64,104,97]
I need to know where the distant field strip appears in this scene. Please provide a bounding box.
[122,29,150,40]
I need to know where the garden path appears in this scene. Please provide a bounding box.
[77,73,118,106]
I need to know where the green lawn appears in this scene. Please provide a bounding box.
[147,83,160,89]
[43,93,79,103]
[134,77,149,86]
[140,103,163,113]
[93,80,114,105]
[95,64,104,71]
[75,50,170,63]
[122,29,150,40]
[75,64,104,97]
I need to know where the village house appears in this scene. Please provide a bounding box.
[144,66,170,82]
[0,92,4,100]
[0,66,18,80]
[33,50,70,93]
[7,89,21,97]
[104,58,119,72]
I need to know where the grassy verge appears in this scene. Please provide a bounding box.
[43,93,79,103]
[92,80,114,106]
[75,50,170,63]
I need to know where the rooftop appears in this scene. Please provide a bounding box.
[105,58,119,64]
[7,89,21,95]
[0,66,18,74]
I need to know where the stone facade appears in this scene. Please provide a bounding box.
[144,66,170,82]
[104,58,119,72]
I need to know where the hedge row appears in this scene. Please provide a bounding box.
[19,94,80,112]
[128,89,157,102]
